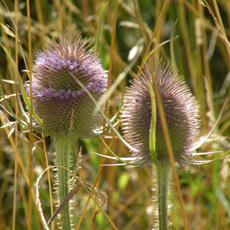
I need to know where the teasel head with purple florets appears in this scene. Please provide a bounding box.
[24,34,108,139]
[120,62,201,167]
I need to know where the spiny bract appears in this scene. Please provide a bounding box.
[120,63,200,166]
[25,35,108,138]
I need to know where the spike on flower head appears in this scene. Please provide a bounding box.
[121,63,200,166]
[24,35,108,138]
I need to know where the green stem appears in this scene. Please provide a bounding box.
[155,163,171,230]
[55,134,73,230]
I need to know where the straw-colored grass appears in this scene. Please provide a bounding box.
[0,0,230,229]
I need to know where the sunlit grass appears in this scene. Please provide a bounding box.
[0,0,230,229]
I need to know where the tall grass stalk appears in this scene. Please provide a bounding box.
[26,0,33,229]
[12,0,18,229]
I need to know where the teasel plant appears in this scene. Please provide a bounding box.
[93,24,229,229]
[121,62,202,229]
[0,34,111,230]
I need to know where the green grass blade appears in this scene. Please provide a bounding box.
[170,19,178,78]
[95,2,109,52]
[147,81,158,165]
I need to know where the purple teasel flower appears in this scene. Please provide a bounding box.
[24,35,108,139]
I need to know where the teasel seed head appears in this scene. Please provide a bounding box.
[121,63,200,166]
[24,35,108,138]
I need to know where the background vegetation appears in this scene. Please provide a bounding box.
[0,0,230,229]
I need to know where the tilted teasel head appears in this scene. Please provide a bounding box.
[24,35,108,138]
[120,63,201,166]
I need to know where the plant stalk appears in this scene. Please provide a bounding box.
[155,163,171,230]
[55,134,73,230]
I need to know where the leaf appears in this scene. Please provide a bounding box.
[0,24,15,38]
[128,38,144,61]
[1,79,15,84]
[46,184,82,229]
[143,36,179,67]
[170,19,178,78]
[147,81,158,165]
[119,21,139,28]
[95,2,109,52]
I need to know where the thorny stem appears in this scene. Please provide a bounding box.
[155,163,171,230]
[56,134,73,230]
